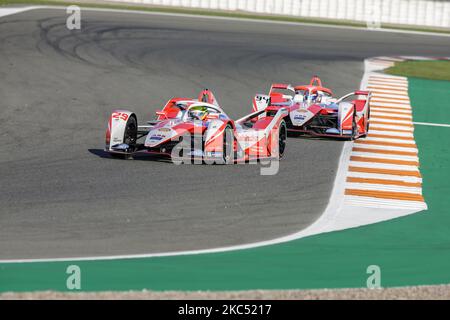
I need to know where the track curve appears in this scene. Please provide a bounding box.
[0,8,449,259]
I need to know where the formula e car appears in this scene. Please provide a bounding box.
[252,76,371,139]
[105,89,288,163]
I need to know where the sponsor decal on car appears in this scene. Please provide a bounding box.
[294,114,306,120]
[206,151,223,157]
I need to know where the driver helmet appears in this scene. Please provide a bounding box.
[304,91,318,104]
[188,105,209,121]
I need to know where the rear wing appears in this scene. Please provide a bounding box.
[309,75,323,87]
[336,90,372,103]
[262,108,289,137]
[269,83,294,94]
[198,88,219,107]
[237,105,288,125]
[252,94,270,112]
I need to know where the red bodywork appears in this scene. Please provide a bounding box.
[260,77,371,139]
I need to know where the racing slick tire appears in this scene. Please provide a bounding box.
[222,124,234,164]
[363,108,370,137]
[278,120,287,159]
[350,113,358,141]
[110,115,137,160]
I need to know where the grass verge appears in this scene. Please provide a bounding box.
[386,60,450,81]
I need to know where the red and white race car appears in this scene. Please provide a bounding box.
[105,89,288,163]
[252,76,371,139]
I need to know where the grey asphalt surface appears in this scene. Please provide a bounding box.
[0,8,449,260]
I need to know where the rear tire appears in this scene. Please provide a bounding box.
[364,108,370,136]
[350,113,358,141]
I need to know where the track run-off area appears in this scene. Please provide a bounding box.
[0,6,450,291]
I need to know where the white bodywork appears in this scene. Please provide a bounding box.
[106,110,135,151]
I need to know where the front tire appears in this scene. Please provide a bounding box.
[110,115,137,160]
[123,115,137,149]
[222,124,234,164]
[276,120,287,159]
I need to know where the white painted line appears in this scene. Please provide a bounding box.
[346,183,422,194]
[370,100,411,106]
[367,123,414,132]
[370,89,409,95]
[368,80,408,86]
[371,62,395,68]
[372,93,410,99]
[360,134,415,144]
[369,72,407,78]
[370,108,412,114]
[369,117,413,125]
[361,137,416,145]
[347,171,422,183]
[349,161,419,172]
[369,75,408,81]
[372,57,405,62]
[371,97,411,103]
[398,56,436,60]
[345,196,427,210]
[368,84,409,90]
[367,129,414,137]
[353,143,418,153]
[351,151,419,162]
[371,112,412,119]
[371,98,410,105]
[369,80,408,86]
[413,121,450,128]
[372,91,409,100]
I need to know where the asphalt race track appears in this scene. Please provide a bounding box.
[0,8,449,259]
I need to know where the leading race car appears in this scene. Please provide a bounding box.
[105,89,288,163]
[252,76,371,139]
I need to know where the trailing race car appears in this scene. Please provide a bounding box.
[252,76,371,139]
[105,89,288,163]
